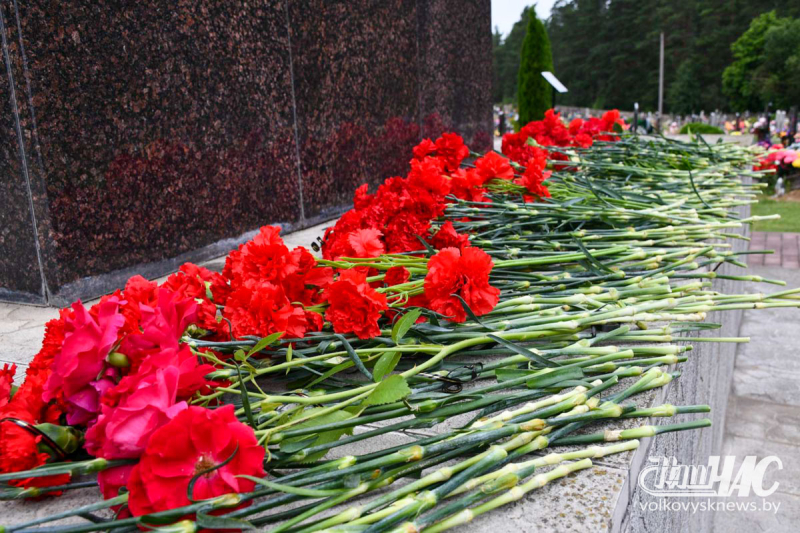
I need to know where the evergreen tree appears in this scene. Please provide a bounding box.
[668,60,703,114]
[539,0,800,112]
[517,14,553,124]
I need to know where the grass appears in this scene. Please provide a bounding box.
[751,197,800,232]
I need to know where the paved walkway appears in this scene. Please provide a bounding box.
[713,265,800,532]
[748,232,800,268]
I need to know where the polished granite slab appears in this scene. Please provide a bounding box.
[0,0,493,305]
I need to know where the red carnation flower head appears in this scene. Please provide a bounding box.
[514,148,552,200]
[0,405,71,489]
[0,314,72,488]
[568,118,584,135]
[412,138,437,160]
[353,183,374,210]
[574,132,593,148]
[44,297,126,425]
[127,405,265,516]
[224,279,317,340]
[324,269,388,339]
[408,156,450,196]
[348,228,385,258]
[223,225,299,288]
[474,152,514,184]
[431,221,471,250]
[434,132,470,171]
[424,246,500,323]
[98,464,135,503]
[384,266,411,287]
[162,263,229,332]
[385,211,433,254]
[282,247,333,306]
[449,168,489,202]
[0,364,15,409]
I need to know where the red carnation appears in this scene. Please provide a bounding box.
[85,365,187,460]
[434,133,470,171]
[515,148,552,199]
[224,279,319,340]
[162,263,230,332]
[408,156,450,196]
[0,364,15,409]
[384,266,411,286]
[324,269,388,339]
[127,405,265,516]
[223,225,298,288]
[44,297,126,426]
[0,314,71,489]
[424,247,500,322]
[474,152,514,184]
[412,138,437,160]
[449,168,489,202]
[431,221,471,250]
[348,228,385,258]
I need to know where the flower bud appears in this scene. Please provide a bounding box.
[35,423,82,457]
[107,351,130,368]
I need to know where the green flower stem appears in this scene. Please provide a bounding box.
[422,459,595,533]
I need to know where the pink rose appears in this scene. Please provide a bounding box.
[44,297,126,425]
[85,365,186,459]
[120,289,198,369]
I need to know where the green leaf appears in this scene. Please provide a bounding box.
[237,475,345,497]
[196,511,255,530]
[494,369,536,382]
[234,365,256,428]
[281,409,356,463]
[392,309,422,344]
[335,334,373,381]
[364,375,411,406]
[285,344,293,375]
[525,366,585,389]
[247,332,284,357]
[278,435,317,454]
[373,351,401,382]
[234,349,247,363]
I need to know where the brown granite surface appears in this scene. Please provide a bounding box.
[0,0,492,305]
[0,2,43,302]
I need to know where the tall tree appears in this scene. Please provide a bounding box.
[492,7,533,104]
[517,14,554,123]
[541,0,800,112]
[722,11,784,112]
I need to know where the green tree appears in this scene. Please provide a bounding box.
[492,7,533,104]
[669,60,703,114]
[761,19,800,109]
[517,13,553,124]
[545,0,800,112]
[722,11,784,111]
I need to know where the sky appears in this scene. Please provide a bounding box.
[491,0,556,37]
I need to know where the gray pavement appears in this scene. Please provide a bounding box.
[713,265,800,533]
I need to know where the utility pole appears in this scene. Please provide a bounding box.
[657,32,664,133]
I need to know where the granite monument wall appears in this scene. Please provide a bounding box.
[0,0,492,305]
